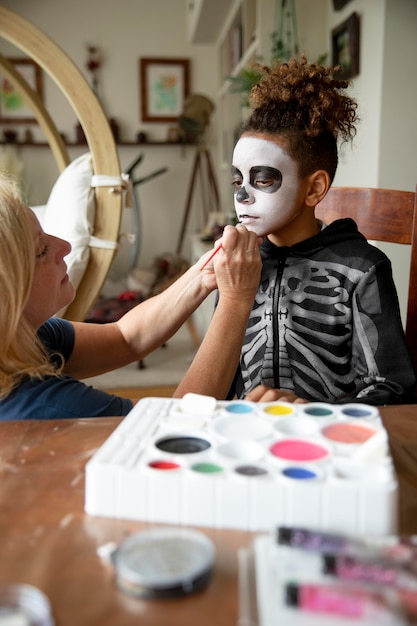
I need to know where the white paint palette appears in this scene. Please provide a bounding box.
[85,394,398,534]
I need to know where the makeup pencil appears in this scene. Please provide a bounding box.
[199,243,223,271]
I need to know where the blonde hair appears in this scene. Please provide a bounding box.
[0,175,60,399]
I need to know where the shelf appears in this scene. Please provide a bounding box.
[0,141,194,148]
[219,0,258,84]
[187,0,235,44]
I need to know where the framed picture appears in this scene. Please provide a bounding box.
[332,0,353,10]
[331,12,360,80]
[140,58,190,122]
[0,58,44,123]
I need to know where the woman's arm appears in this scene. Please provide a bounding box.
[64,225,261,382]
[174,226,262,399]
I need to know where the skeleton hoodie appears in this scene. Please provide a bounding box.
[230,218,416,405]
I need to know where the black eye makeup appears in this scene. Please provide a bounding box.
[231,166,243,189]
[249,166,282,193]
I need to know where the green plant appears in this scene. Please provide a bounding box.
[226,66,263,107]
[227,48,328,108]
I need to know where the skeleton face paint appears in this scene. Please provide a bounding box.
[232,136,302,239]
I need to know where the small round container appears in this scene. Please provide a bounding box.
[274,415,318,437]
[222,401,256,415]
[269,438,331,464]
[299,403,339,420]
[281,464,324,482]
[0,583,54,625]
[339,404,379,420]
[217,440,265,463]
[321,421,378,457]
[321,421,377,444]
[154,434,211,455]
[261,402,298,418]
[113,527,215,599]
[212,415,273,441]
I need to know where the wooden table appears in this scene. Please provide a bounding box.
[0,405,416,625]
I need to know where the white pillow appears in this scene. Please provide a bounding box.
[42,152,95,292]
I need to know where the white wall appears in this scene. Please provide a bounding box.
[0,0,219,272]
[327,0,417,321]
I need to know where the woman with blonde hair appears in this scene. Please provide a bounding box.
[0,175,262,419]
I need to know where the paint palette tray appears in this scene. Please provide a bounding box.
[85,394,398,534]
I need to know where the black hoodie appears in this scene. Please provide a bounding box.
[229,218,416,405]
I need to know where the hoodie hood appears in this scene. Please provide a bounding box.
[260,218,367,261]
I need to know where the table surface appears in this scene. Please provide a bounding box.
[0,405,416,626]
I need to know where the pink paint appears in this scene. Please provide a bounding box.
[322,422,376,444]
[270,439,329,462]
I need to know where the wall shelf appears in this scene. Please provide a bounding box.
[0,141,193,148]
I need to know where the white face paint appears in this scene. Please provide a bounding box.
[232,136,302,239]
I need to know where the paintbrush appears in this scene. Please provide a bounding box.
[199,242,223,271]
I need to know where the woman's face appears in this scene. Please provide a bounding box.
[23,209,75,328]
[232,134,315,246]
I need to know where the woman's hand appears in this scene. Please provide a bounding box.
[244,384,309,403]
[200,224,262,300]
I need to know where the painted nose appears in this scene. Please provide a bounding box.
[235,185,254,204]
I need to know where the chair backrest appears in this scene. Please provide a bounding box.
[316,186,417,374]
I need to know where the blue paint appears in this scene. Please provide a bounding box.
[282,467,317,480]
[225,403,254,414]
[342,407,372,418]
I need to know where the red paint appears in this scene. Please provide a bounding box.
[148,460,180,470]
[270,439,329,462]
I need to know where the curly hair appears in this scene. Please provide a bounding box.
[240,56,359,181]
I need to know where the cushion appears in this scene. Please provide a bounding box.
[42,153,95,293]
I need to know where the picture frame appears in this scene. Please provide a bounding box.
[331,12,360,80]
[0,58,44,123]
[140,58,190,122]
[332,0,353,10]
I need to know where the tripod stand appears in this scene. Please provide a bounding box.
[176,143,220,255]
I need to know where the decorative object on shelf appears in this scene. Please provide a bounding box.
[85,45,102,97]
[3,128,18,142]
[0,58,43,123]
[0,142,24,185]
[167,126,179,142]
[333,0,353,10]
[140,58,190,122]
[332,12,360,80]
[227,1,328,109]
[177,93,214,144]
[23,128,33,142]
[270,0,299,63]
[176,94,219,254]
[136,131,147,143]
[227,0,301,108]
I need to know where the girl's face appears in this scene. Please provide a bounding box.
[23,209,75,328]
[232,134,317,246]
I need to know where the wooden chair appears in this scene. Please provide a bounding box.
[316,186,417,374]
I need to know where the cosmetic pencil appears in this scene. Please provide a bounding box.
[199,243,223,271]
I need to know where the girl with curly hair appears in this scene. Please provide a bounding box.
[230,56,416,405]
